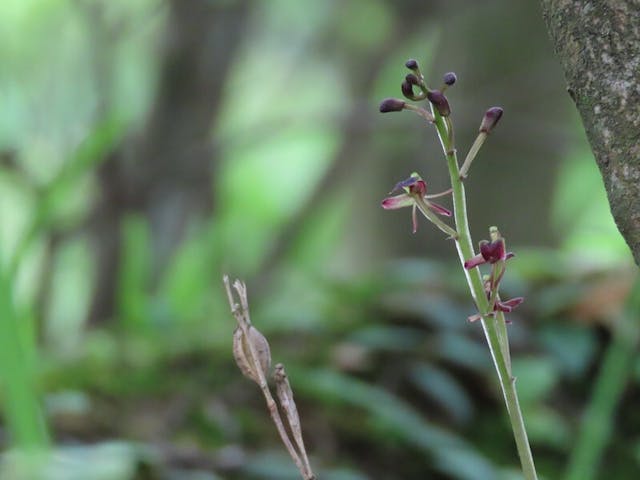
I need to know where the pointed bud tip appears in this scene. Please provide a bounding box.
[443,72,457,86]
[427,90,451,116]
[405,59,419,70]
[479,107,504,133]
[379,98,406,113]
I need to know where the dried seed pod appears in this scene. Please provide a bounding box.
[233,326,271,383]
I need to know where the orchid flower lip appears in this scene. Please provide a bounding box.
[480,238,506,263]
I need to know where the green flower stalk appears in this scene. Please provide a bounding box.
[379,60,538,480]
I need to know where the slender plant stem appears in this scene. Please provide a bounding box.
[459,132,487,179]
[430,109,538,480]
[224,277,315,480]
[564,275,640,480]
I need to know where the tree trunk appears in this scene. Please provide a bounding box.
[88,0,249,324]
[540,0,640,265]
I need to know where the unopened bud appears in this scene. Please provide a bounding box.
[427,90,451,117]
[233,326,272,383]
[405,73,420,85]
[401,81,415,100]
[405,59,419,71]
[443,72,457,86]
[379,98,406,113]
[479,107,503,133]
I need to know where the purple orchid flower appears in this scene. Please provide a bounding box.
[464,226,515,269]
[381,173,452,234]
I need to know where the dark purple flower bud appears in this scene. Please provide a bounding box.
[405,73,420,85]
[405,59,419,71]
[479,107,504,133]
[379,98,406,113]
[443,72,457,86]
[401,80,415,99]
[427,90,451,117]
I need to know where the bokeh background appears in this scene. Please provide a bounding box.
[0,0,638,479]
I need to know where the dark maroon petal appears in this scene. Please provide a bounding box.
[408,179,427,196]
[464,254,486,269]
[427,200,452,217]
[501,297,524,308]
[496,302,513,313]
[496,297,524,313]
[480,238,506,263]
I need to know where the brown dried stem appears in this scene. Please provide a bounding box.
[223,275,316,480]
[274,364,313,477]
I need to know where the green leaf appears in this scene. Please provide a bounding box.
[409,362,474,424]
[297,369,497,480]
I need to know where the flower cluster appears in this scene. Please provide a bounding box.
[378,59,520,322]
[377,58,537,479]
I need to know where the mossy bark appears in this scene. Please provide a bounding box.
[541,1,640,265]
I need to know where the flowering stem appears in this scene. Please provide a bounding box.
[431,108,538,480]
[459,132,488,179]
[414,198,458,238]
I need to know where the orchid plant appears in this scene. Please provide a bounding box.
[379,59,538,480]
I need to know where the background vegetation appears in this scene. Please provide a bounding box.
[0,0,637,479]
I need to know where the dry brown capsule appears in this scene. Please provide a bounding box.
[233,326,272,383]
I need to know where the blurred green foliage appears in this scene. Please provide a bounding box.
[0,0,638,479]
